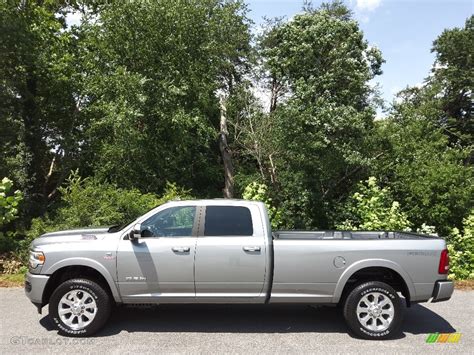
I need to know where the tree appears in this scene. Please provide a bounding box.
[78,0,252,197]
[218,94,235,198]
[257,2,384,228]
[371,15,474,235]
[429,15,473,149]
[373,16,474,236]
[372,100,473,235]
[227,82,280,187]
[0,1,472,275]
[0,1,84,219]
[261,2,382,110]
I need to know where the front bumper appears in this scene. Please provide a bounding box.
[24,272,50,305]
[431,280,454,302]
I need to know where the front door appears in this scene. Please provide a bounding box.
[117,205,198,303]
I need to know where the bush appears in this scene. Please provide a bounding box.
[336,177,474,280]
[336,176,412,231]
[22,172,192,259]
[243,181,282,229]
[0,177,22,252]
[0,177,22,226]
[447,211,474,280]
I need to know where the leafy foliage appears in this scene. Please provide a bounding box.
[0,178,23,251]
[261,5,383,108]
[0,1,84,218]
[0,178,22,228]
[372,109,473,235]
[255,3,384,229]
[447,212,474,280]
[243,182,282,228]
[26,171,192,239]
[77,0,252,195]
[365,15,473,236]
[0,2,472,278]
[430,15,473,147]
[336,177,411,231]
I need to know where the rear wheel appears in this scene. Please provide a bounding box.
[343,281,403,340]
[49,278,111,336]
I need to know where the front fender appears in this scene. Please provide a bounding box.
[332,258,415,303]
[44,257,121,303]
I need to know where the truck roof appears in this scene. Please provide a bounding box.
[163,199,261,206]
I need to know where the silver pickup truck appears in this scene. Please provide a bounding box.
[25,199,454,339]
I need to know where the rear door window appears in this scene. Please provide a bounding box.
[204,206,253,236]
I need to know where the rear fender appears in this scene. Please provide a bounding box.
[332,259,415,303]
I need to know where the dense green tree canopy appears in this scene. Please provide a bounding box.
[77,0,252,195]
[372,96,473,235]
[0,1,471,266]
[255,4,384,228]
[430,15,473,148]
[0,1,82,218]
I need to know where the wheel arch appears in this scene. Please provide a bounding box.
[42,259,121,305]
[333,259,415,305]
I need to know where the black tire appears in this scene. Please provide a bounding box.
[343,281,403,340]
[49,278,112,337]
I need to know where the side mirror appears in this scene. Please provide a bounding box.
[129,223,142,241]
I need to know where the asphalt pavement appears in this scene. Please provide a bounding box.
[0,287,472,354]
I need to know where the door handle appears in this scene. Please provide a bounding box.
[243,246,261,252]
[172,246,190,253]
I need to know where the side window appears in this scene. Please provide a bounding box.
[142,206,196,237]
[204,206,253,236]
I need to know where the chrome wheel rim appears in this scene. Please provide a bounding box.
[58,290,97,330]
[356,292,394,332]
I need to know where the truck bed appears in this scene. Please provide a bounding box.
[271,229,446,303]
[273,230,439,240]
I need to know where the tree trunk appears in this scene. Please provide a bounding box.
[22,70,47,218]
[270,75,281,113]
[219,95,234,198]
[268,153,277,185]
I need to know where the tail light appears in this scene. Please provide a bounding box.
[438,249,449,274]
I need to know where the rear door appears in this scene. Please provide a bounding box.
[194,204,267,301]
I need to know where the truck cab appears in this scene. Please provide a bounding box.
[117,200,272,303]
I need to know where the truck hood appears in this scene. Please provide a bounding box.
[31,227,112,248]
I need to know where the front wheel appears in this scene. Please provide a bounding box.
[49,278,112,336]
[343,281,404,340]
